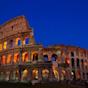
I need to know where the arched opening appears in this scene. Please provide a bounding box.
[77,58,80,67]
[43,55,48,62]
[51,54,57,62]
[14,53,19,64]
[65,58,70,66]
[22,52,29,63]
[42,69,49,80]
[0,43,2,51]
[71,70,76,80]
[5,71,10,81]
[32,69,38,80]
[81,59,84,68]
[53,68,59,80]
[16,38,21,46]
[22,69,28,81]
[10,40,14,48]
[12,70,19,80]
[25,37,30,45]
[71,58,75,67]
[1,55,6,65]
[71,52,74,57]
[7,54,12,64]
[0,72,5,80]
[33,53,38,61]
[61,70,66,80]
[3,41,7,49]
[76,70,81,80]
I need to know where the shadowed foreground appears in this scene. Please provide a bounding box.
[0,81,88,88]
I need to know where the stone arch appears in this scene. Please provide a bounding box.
[14,53,19,64]
[22,52,29,63]
[43,55,48,62]
[71,51,74,57]
[51,54,57,62]
[22,69,29,81]
[1,55,6,65]
[42,69,49,79]
[33,53,38,61]
[32,69,38,80]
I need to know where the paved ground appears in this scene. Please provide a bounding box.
[0,80,87,88]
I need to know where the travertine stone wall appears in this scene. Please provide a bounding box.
[0,16,31,39]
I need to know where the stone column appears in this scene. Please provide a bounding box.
[19,49,22,64]
[28,68,32,81]
[11,51,14,65]
[79,59,83,80]
[0,55,1,65]
[18,65,22,81]
[58,66,62,80]
[49,68,53,81]
[28,50,31,62]
[38,68,42,81]
[9,71,12,80]
[74,51,77,80]
[69,52,73,80]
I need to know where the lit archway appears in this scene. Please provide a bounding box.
[33,53,38,61]
[7,54,12,64]
[1,55,6,65]
[22,52,29,63]
[16,38,21,46]
[32,69,38,80]
[14,53,19,64]
[76,70,81,80]
[53,68,59,80]
[22,69,28,81]
[42,69,49,79]
[61,69,66,80]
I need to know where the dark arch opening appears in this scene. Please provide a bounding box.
[71,58,74,67]
[51,54,57,61]
[71,52,74,57]
[43,55,48,62]
[33,53,38,61]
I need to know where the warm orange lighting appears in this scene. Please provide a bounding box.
[14,53,19,64]
[7,55,12,64]
[16,38,21,46]
[22,69,28,80]
[32,69,38,79]
[66,58,70,64]
[42,69,49,78]
[3,41,7,49]
[22,52,28,63]
[23,40,25,45]
[53,69,59,79]
[1,56,6,64]
[0,44,2,51]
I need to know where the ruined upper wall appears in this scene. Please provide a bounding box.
[0,16,31,39]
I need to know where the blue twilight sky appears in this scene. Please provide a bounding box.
[0,0,88,49]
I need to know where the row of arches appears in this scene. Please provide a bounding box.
[21,68,67,81]
[43,54,57,62]
[1,52,29,65]
[0,68,64,81]
[0,37,30,51]
[0,53,59,65]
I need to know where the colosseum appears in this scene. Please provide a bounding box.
[0,16,88,82]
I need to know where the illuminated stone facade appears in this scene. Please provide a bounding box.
[0,16,88,82]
